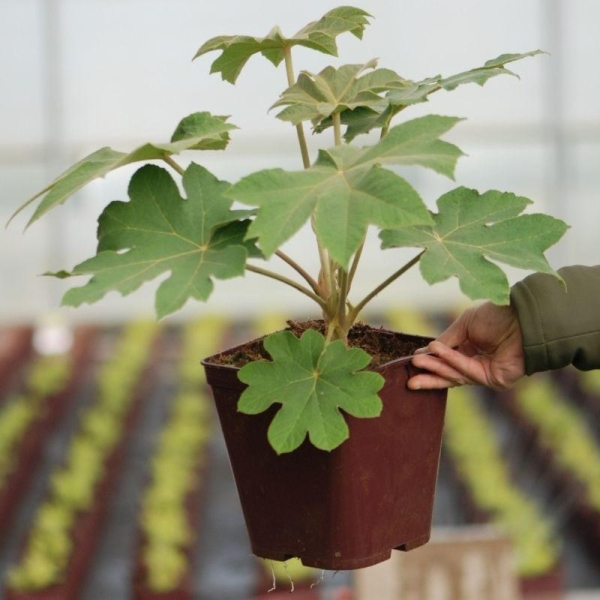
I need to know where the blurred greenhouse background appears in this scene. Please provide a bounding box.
[1,0,599,323]
[1,2,600,600]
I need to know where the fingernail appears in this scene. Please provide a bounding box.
[408,380,421,390]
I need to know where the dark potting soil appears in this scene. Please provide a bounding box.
[209,320,427,370]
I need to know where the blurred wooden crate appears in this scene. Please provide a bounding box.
[354,525,525,600]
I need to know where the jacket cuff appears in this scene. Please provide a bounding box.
[509,277,550,375]
[510,266,600,374]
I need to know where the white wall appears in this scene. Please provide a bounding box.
[1,0,598,324]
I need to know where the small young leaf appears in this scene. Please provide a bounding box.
[170,112,234,150]
[295,6,371,44]
[194,6,372,84]
[9,112,236,227]
[238,329,384,453]
[332,50,544,141]
[437,50,545,91]
[59,163,253,318]
[380,187,569,304]
[272,60,407,128]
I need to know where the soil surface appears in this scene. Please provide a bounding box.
[209,320,430,369]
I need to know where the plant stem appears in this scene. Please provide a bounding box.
[295,125,311,169]
[246,263,327,311]
[336,269,349,335]
[348,239,365,289]
[380,124,389,139]
[323,267,351,343]
[350,250,425,321]
[162,155,185,176]
[318,245,332,297]
[325,319,336,344]
[281,44,333,312]
[325,108,342,316]
[332,113,342,146]
[283,46,310,169]
[275,250,321,296]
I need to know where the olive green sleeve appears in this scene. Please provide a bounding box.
[510,265,600,374]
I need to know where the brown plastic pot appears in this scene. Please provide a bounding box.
[202,328,447,571]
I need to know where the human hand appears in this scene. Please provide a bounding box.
[407,302,526,391]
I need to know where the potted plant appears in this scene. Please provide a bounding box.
[10,6,567,571]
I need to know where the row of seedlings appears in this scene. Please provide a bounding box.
[134,316,226,599]
[386,309,562,597]
[579,369,600,399]
[553,366,600,425]
[6,321,160,600]
[505,375,600,555]
[0,326,33,400]
[444,386,562,596]
[0,327,96,533]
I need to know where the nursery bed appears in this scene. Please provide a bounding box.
[0,327,96,534]
[0,321,599,599]
[0,327,32,401]
[484,389,600,591]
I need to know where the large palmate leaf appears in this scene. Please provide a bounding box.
[380,187,568,304]
[10,112,236,227]
[55,163,254,318]
[272,60,409,127]
[194,6,371,83]
[238,329,384,453]
[315,50,544,141]
[229,115,462,267]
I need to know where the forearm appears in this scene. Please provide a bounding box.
[510,265,600,374]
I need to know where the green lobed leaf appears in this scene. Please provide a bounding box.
[380,187,569,304]
[193,6,372,83]
[237,329,384,453]
[353,115,464,177]
[170,112,234,150]
[437,50,545,91]
[272,60,408,127]
[324,50,544,141]
[57,163,254,318]
[9,112,236,227]
[228,114,462,267]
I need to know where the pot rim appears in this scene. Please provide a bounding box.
[201,325,432,375]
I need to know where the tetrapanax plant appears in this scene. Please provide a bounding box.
[11,7,567,454]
